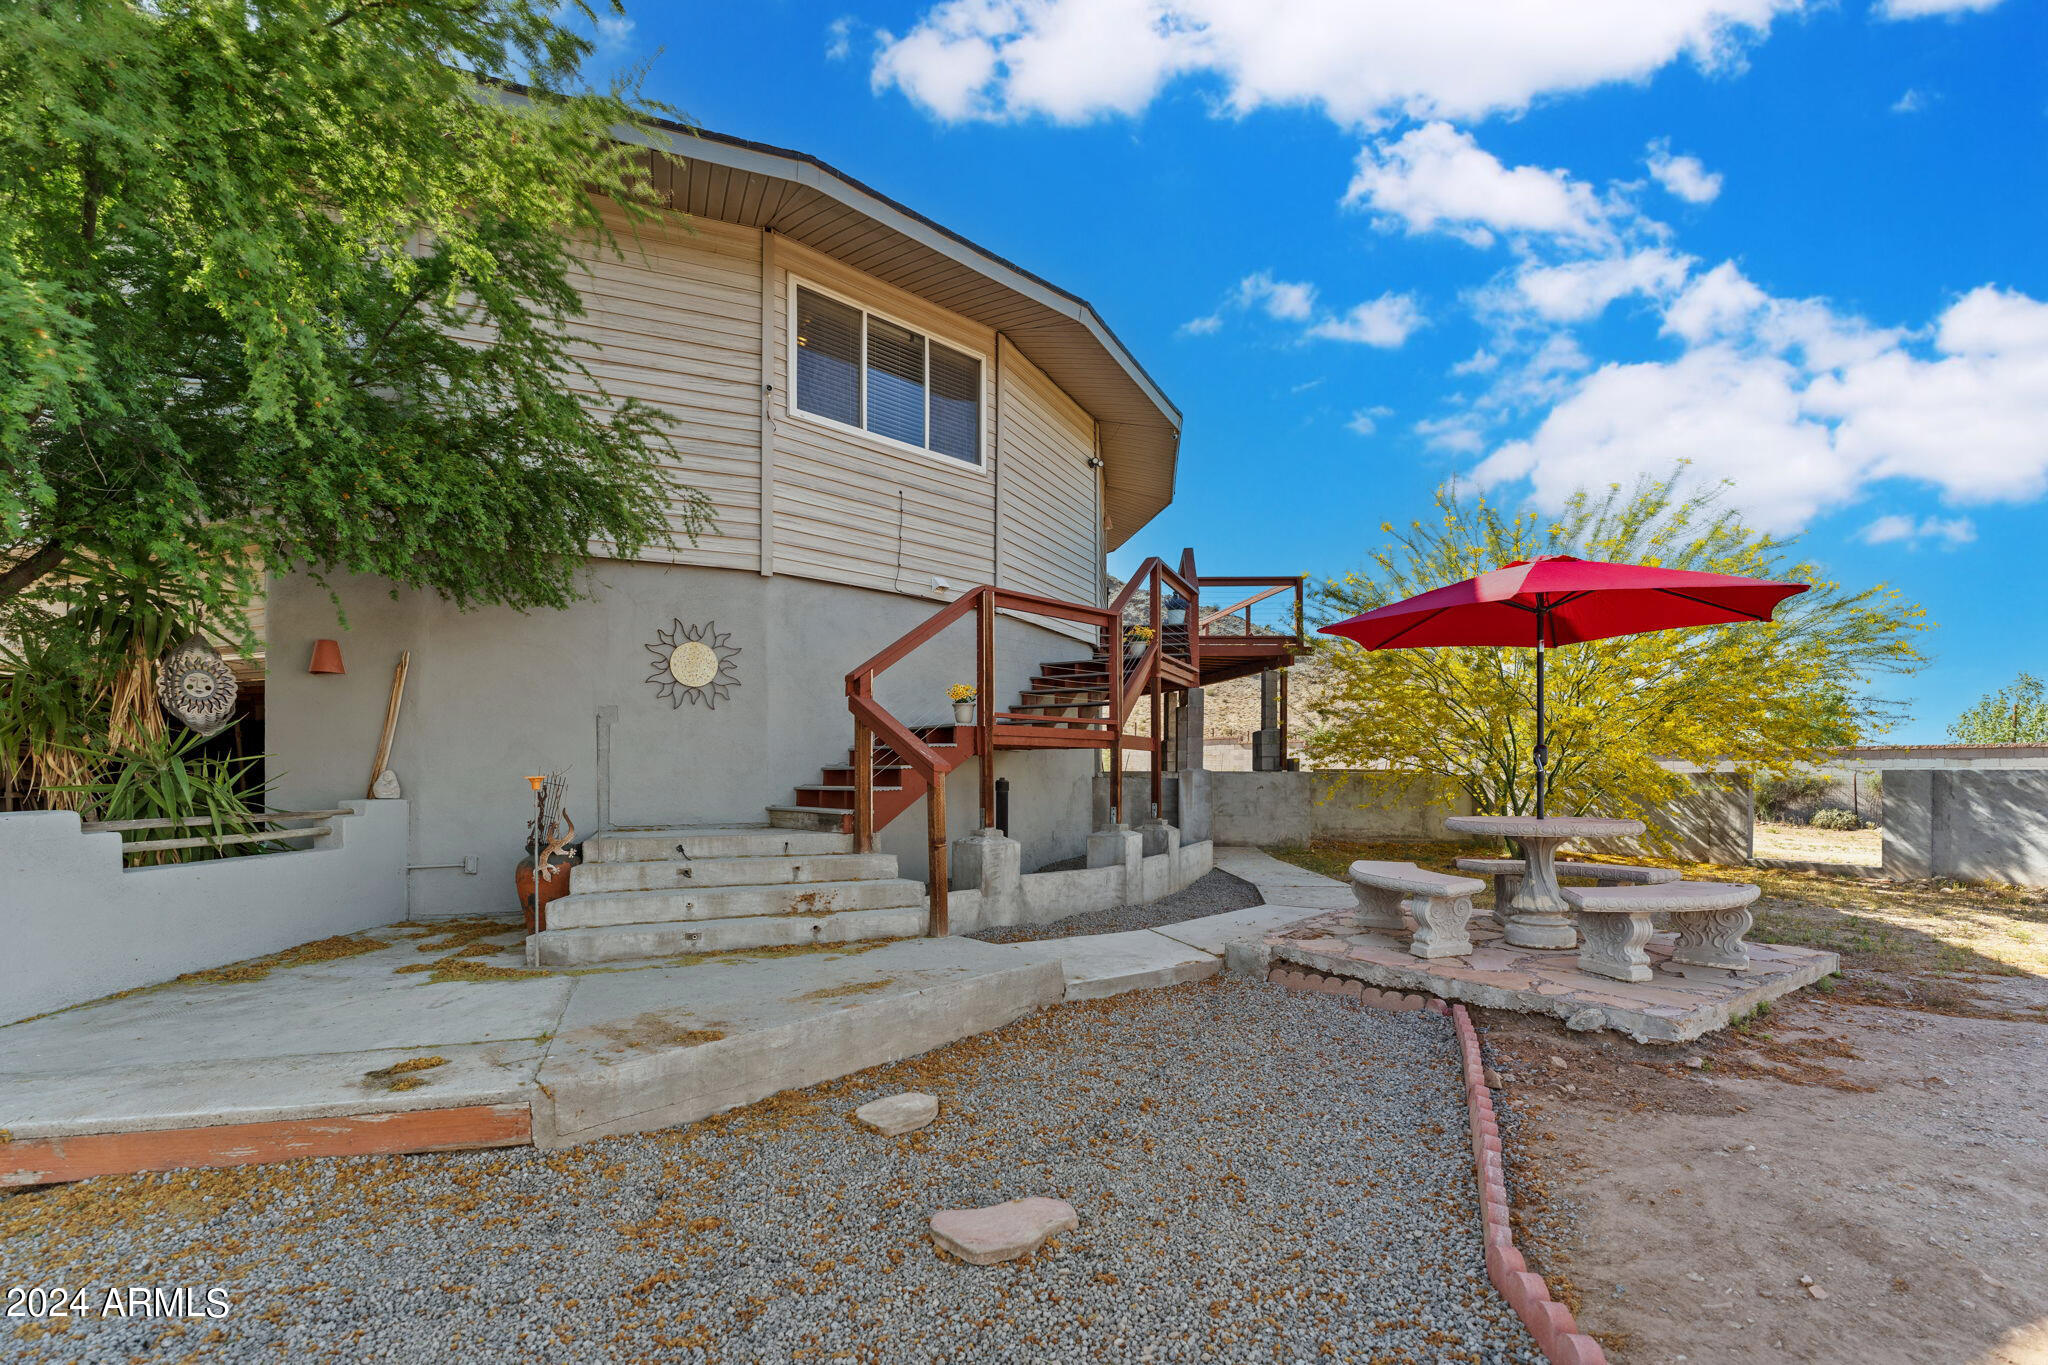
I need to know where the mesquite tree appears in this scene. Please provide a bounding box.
[2,0,711,801]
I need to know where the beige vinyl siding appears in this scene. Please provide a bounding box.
[997,339,1100,617]
[766,237,998,596]
[567,207,764,571]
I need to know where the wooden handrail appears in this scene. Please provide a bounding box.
[1198,584,1290,629]
[845,588,986,692]
[840,551,1297,934]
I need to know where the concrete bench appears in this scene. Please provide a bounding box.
[1560,881,1762,982]
[1349,861,1487,959]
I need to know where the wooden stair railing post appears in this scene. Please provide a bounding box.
[853,705,875,854]
[1180,547,1200,677]
[927,769,948,936]
[1108,616,1124,828]
[1148,567,1163,820]
[977,587,996,832]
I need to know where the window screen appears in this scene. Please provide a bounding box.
[794,287,860,426]
[864,316,926,448]
[928,343,980,463]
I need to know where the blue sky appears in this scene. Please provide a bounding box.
[596,0,2045,742]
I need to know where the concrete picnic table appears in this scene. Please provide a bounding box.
[1442,814,1645,950]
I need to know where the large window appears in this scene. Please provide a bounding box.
[792,284,983,466]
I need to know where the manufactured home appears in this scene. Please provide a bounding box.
[261,123,1304,962]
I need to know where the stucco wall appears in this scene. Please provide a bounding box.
[0,801,408,1024]
[266,564,1101,916]
[1206,769,1752,863]
[1883,769,2048,886]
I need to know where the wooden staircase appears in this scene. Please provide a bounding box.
[768,651,1131,835]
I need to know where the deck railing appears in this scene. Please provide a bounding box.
[844,548,1305,933]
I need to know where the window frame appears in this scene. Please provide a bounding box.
[785,273,989,474]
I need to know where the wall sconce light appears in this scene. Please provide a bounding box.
[309,639,346,674]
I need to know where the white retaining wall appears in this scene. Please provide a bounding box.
[0,800,409,1024]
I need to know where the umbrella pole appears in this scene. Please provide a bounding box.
[1533,609,1547,819]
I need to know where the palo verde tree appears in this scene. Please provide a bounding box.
[2,0,712,805]
[1947,672,2048,744]
[1301,470,1928,825]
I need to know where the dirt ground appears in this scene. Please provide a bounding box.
[1752,821,1883,868]
[1270,839,2048,1364]
[1481,982,2048,1364]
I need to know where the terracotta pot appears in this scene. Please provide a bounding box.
[517,855,574,934]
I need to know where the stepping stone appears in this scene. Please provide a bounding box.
[852,1092,939,1136]
[929,1197,1079,1265]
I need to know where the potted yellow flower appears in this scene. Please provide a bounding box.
[948,683,977,725]
[1125,624,1155,660]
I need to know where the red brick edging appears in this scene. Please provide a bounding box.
[1266,967,1605,1364]
[1452,1001,1608,1365]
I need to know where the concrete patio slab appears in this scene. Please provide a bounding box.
[995,929,1221,999]
[1149,904,1322,956]
[1215,845,1839,1043]
[533,937,1061,1147]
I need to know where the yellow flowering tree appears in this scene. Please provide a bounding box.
[1302,470,1929,823]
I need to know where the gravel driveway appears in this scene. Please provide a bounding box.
[4,978,1537,1364]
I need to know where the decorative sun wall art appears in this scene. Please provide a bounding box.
[644,619,742,710]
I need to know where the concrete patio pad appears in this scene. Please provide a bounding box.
[1217,846,1840,1043]
[0,897,1295,1182]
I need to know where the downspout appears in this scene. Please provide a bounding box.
[757,228,778,578]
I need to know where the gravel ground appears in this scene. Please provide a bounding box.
[969,869,1263,943]
[4,977,1537,1365]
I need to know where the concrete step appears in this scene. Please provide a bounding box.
[527,903,929,966]
[569,851,900,895]
[546,877,928,930]
[768,805,850,833]
[584,826,852,864]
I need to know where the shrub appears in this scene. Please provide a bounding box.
[1810,807,1863,832]
[1754,774,1831,821]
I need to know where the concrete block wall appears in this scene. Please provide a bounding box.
[1208,771,1473,846]
[1883,770,2048,886]
[0,800,409,1024]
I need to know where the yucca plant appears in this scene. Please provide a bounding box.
[57,730,271,865]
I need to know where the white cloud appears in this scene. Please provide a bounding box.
[1512,247,1694,323]
[1347,404,1396,436]
[871,0,1794,128]
[1236,271,1318,321]
[1451,349,1500,377]
[1858,514,1978,548]
[1809,288,2048,502]
[1645,138,1723,204]
[1345,122,1617,248]
[1891,87,1932,113]
[826,15,857,60]
[1877,0,2003,19]
[1305,293,1426,347]
[1473,346,1853,533]
[1467,282,2048,534]
[1189,272,1423,347]
[1416,414,1490,455]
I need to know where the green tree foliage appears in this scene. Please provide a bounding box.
[1947,672,2048,744]
[2,0,713,806]
[1302,470,1929,824]
[2,0,712,623]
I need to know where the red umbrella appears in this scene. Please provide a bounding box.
[1319,555,1808,816]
